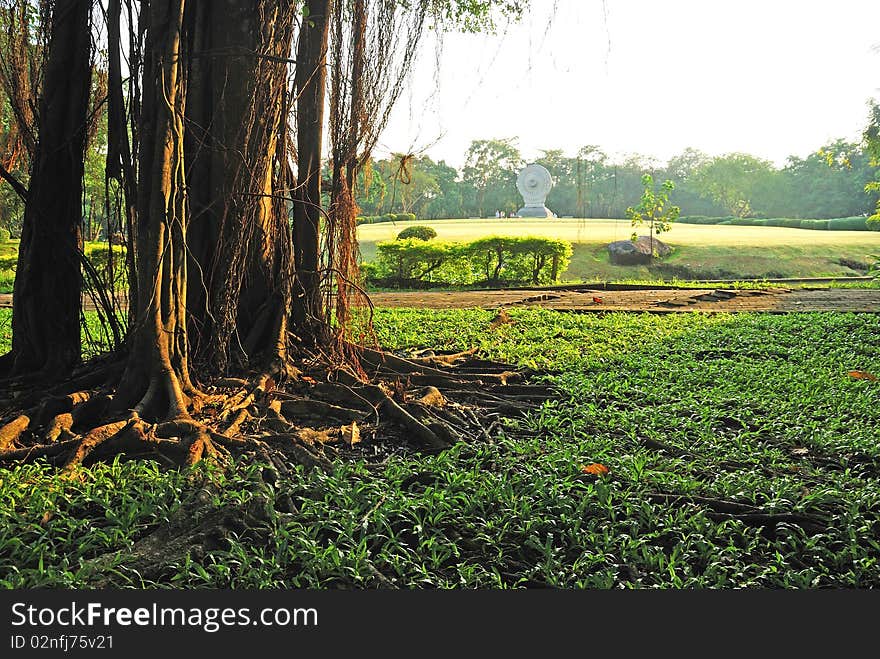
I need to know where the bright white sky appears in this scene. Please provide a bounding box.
[375,0,880,169]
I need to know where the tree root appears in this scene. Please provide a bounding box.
[0,415,31,451]
[646,492,826,533]
[0,348,552,471]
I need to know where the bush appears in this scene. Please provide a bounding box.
[0,228,9,243]
[369,235,573,287]
[396,225,437,241]
[356,213,411,225]
[462,236,572,285]
[0,255,16,271]
[84,243,128,291]
[827,216,869,231]
[374,239,458,285]
[799,219,829,230]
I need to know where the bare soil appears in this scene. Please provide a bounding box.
[361,287,880,313]
[2,286,879,314]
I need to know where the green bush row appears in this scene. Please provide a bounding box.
[0,243,128,290]
[367,235,573,287]
[0,228,9,243]
[356,212,417,225]
[678,215,872,230]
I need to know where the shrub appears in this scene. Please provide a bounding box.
[799,219,829,230]
[395,213,417,223]
[396,225,437,241]
[462,235,572,285]
[0,228,9,243]
[510,236,573,285]
[827,216,869,231]
[375,239,457,285]
[369,235,573,287]
[84,243,128,291]
[0,256,16,271]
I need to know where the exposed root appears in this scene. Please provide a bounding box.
[0,414,30,451]
[646,493,826,533]
[44,413,74,443]
[0,348,553,472]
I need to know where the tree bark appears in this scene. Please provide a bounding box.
[114,0,194,420]
[292,0,332,340]
[2,0,91,377]
[185,0,295,372]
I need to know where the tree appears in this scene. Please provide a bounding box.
[461,138,522,217]
[626,174,679,257]
[0,0,91,377]
[0,0,538,475]
[864,99,880,229]
[690,153,774,218]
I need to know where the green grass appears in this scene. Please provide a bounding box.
[0,240,17,293]
[2,309,879,588]
[357,219,880,282]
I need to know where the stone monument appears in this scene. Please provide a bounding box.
[516,163,554,218]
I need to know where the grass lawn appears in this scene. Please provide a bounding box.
[1,308,878,588]
[357,219,880,281]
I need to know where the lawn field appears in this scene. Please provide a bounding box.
[357,219,880,281]
[1,309,879,588]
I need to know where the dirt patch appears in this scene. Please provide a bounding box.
[362,287,880,313]
[2,287,879,314]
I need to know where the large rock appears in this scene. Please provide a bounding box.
[608,236,671,265]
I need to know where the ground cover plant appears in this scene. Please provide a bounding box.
[1,308,878,588]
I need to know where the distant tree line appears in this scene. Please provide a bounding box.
[354,135,880,221]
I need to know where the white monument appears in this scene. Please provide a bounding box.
[516,164,554,218]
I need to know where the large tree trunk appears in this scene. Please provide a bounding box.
[114,0,195,420]
[185,0,295,373]
[1,0,91,377]
[292,0,332,341]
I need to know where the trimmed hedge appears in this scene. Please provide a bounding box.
[828,216,870,231]
[396,225,437,241]
[678,215,869,230]
[0,228,9,243]
[370,235,572,287]
[356,212,417,225]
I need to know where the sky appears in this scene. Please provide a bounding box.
[374,0,880,169]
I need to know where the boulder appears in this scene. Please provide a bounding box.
[608,236,671,265]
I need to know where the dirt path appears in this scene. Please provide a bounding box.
[2,287,878,313]
[362,287,880,313]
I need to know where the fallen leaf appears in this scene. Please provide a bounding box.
[341,421,361,446]
[592,296,604,304]
[848,370,878,381]
[301,376,317,385]
[580,463,610,476]
[39,511,54,527]
[489,309,514,330]
[790,447,809,456]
